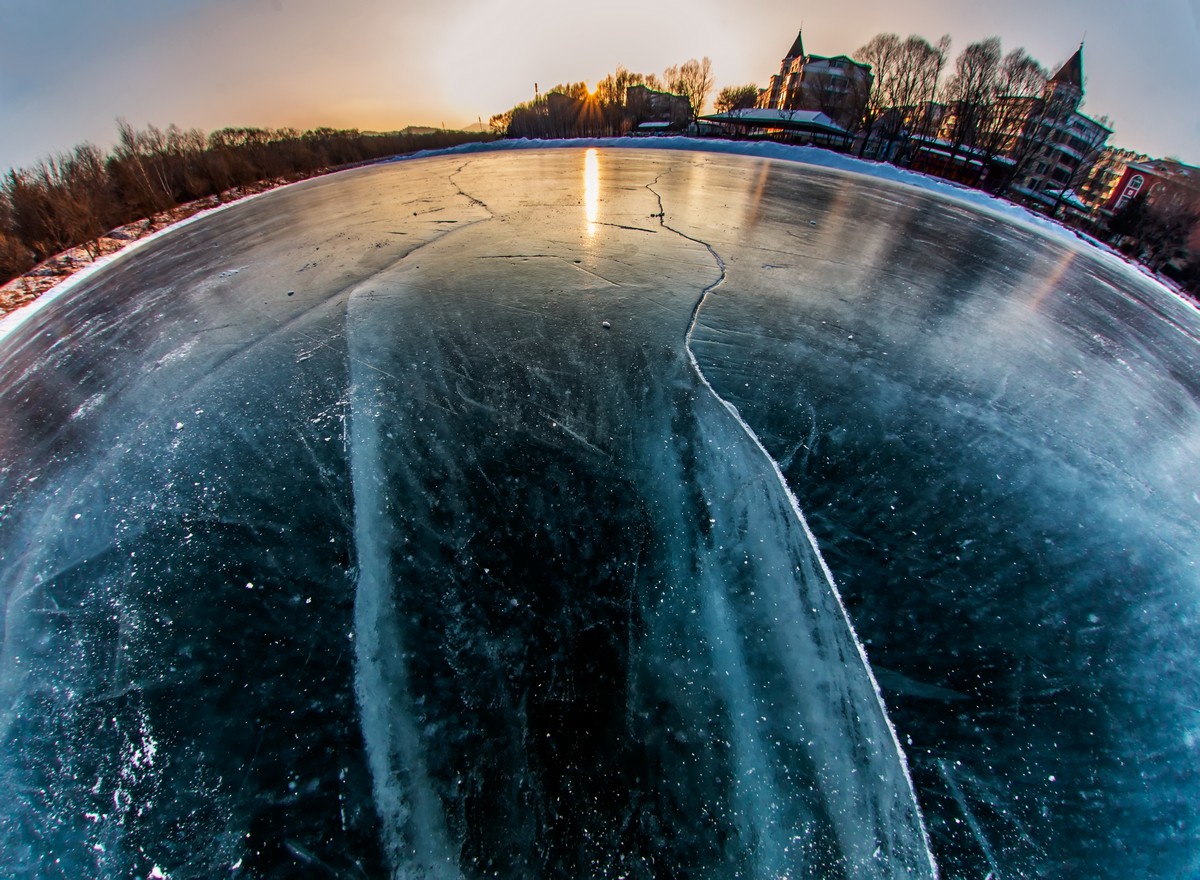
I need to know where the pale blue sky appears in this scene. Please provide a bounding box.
[1,0,1197,172]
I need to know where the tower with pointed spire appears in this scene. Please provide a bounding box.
[757,29,873,131]
[994,43,1111,211]
[1045,44,1085,113]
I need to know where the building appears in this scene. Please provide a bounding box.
[699,108,853,148]
[624,85,692,129]
[757,31,873,132]
[1105,158,1200,261]
[994,46,1111,210]
[1105,158,1200,216]
[1106,158,1200,289]
[897,46,1110,206]
[1078,146,1148,212]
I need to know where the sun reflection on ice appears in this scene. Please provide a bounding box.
[584,147,599,235]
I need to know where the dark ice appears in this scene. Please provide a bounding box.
[1,146,1197,879]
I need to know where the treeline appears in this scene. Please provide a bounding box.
[856,32,1197,288]
[490,60,716,139]
[0,122,492,285]
[853,33,1112,195]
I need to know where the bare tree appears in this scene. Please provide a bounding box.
[973,49,1047,186]
[665,57,715,120]
[714,84,760,114]
[592,67,665,134]
[0,185,34,280]
[1,144,114,262]
[111,119,176,218]
[1110,193,1199,272]
[855,33,903,156]
[56,144,113,259]
[595,66,661,107]
[0,229,33,282]
[992,82,1100,200]
[489,111,513,137]
[906,34,952,146]
[940,37,1002,159]
[858,33,951,160]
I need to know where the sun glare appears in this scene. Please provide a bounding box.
[584,148,600,235]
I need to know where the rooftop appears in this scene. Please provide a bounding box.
[1050,45,1084,88]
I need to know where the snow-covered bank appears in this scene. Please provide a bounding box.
[0,184,286,344]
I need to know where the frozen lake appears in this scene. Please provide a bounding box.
[1,144,1198,878]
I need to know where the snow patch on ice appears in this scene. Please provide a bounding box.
[70,391,107,422]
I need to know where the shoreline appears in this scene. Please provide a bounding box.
[2,138,1192,331]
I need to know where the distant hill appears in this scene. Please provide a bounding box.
[360,126,441,136]
[362,123,488,136]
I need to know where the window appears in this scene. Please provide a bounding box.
[1114,174,1145,211]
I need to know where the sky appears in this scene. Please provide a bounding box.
[1,0,1198,173]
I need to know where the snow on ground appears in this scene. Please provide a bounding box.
[1,137,1190,345]
[0,184,285,343]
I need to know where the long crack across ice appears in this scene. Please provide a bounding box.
[647,177,940,879]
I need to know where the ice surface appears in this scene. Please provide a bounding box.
[0,144,1198,879]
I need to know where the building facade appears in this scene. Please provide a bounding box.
[1078,146,1148,211]
[1105,158,1200,216]
[625,85,693,128]
[1106,158,1200,256]
[757,31,873,132]
[996,47,1111,208]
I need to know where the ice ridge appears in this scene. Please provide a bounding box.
[647,178,941,880]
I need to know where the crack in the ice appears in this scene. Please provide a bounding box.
[646,176,941,879]
[595,221,657,234]
[938,759,1001,878]
[448,162,491,214]
[643,182,726,348]
[476,254,621,286]
[569,262,621,286]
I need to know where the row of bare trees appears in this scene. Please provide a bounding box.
[854,33,1042,161]
[491,59,716,140]
[854,33,1114,199]
[854,32,1200,292]
[0,122,490,286]
[663,58,715,121]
